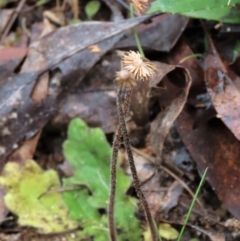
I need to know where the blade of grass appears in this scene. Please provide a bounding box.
[152,218,163,241]
[179,53,203,64]
[177,167,208,241]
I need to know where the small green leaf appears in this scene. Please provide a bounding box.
[144,223,179,241]
[148,0,240,23]
[0,160,78,233]
[233,41,240,62]
[62,118,141,241]
[85,0,101,20]
[0,0,7,8]
[36,0,49,6]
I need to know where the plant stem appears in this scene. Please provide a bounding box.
[116,88,158,241]
[108,88,132,241]
[130,3,145,57]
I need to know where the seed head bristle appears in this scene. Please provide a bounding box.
[131,0,148,14]
[115,69,137,88]
[121,51,156,81]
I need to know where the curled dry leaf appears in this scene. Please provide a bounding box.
[150,64,191,162]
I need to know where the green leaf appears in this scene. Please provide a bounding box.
[233,41,240,62]
[144,223,179,241]
[62,118,141,241]
[36,0,49,6]
[0,160,78,233]
[85,0,101,20]
[0,0,7,7]
[148,0,240,23]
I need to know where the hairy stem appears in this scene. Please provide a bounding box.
[116,88,158,241]
[108,88,132,241]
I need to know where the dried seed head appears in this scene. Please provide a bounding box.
[122,51,156,81]
[131,0,148,14]
[115,69,137,88]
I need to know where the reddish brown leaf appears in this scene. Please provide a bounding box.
[176,109,240,219]
[0,47,28,78]
[204,49,240,141]
[168,38,240,219]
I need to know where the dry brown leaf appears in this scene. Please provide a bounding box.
[0,16,151,168]
[8,132,41,163]
[43,10,64,26]
[161,181,183,216]
[150,65,191,162]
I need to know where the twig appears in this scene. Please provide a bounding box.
[161,166,203,208]
[1,0,26,42]
[108,88,132,241]
[116,87,158,241]
[131,147,204,208]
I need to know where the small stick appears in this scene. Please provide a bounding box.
[108,88,132,241]
[1,0,26,42]
[116,88,158,241]
[131,147,204,208]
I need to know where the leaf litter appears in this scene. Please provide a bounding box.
[0,0,240,241]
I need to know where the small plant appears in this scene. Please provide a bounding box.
[85,0,101,20]
[63,119,142,241]
[0,160,78,233]
[108,50,157,241]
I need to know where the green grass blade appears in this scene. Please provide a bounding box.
[129,3,145,57]
[177,167,208,241]
[179,54,203,64]
[152,218,162,241]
